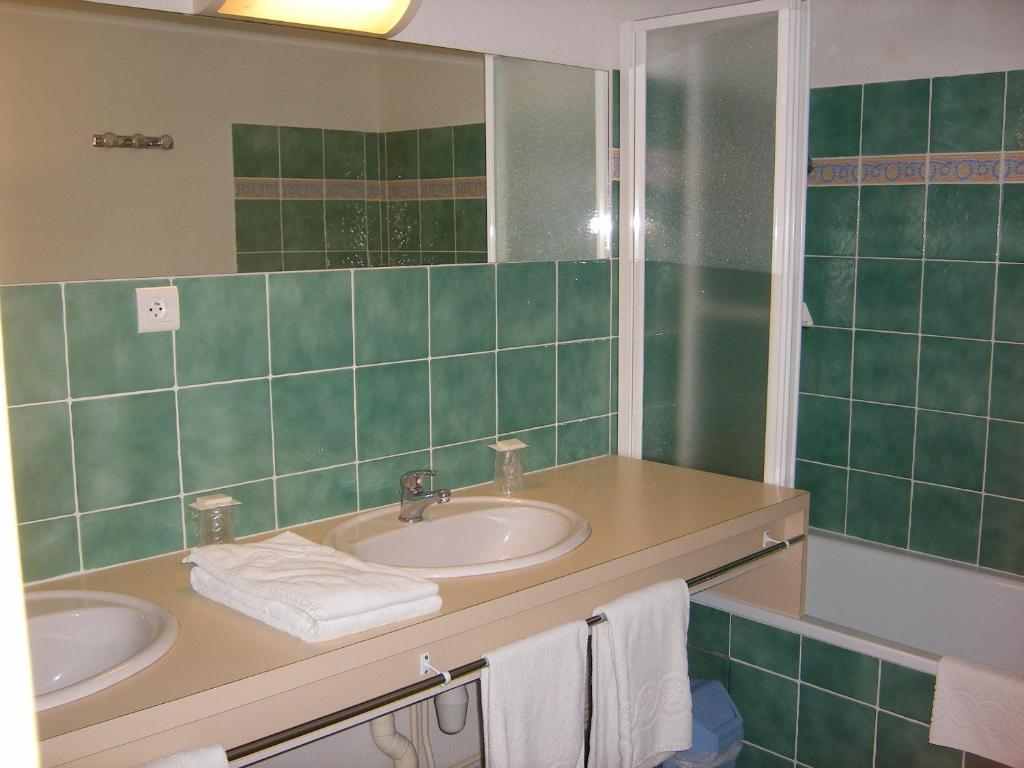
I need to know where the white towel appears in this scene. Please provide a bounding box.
[136,745,228,768]
[482,622,589,768]
[183,531,441,643]
[589,579,693,768]
[930,656,1024,768]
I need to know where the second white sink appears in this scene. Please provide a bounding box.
[26,590,178,711]
[323,496,591,578]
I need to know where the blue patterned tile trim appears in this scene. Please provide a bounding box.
[807,157,859,186]
[861,155,927,185]
[929,153,1002,184]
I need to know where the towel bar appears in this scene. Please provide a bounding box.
[225,532,805,764]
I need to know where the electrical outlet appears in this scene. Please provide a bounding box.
[136,286,180,333]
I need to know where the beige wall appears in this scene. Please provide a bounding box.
[398,0,1024,85]
[0,1,482,284]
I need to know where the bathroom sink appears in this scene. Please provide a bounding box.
[25,590,178,711]
[323,496,591,578]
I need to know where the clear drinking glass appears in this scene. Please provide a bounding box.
[188,494,239,546]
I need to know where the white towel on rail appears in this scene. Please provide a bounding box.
[183,531,441,642]
[589,579,693,768]
[481,621,589,768]
[930,656,1024,768]
[136,745,228,768]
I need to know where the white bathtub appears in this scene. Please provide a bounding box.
[696,530,1024,675]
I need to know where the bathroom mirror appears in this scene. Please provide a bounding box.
[0,0,611,284]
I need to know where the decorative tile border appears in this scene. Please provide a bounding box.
[861,155,927,185]
[281,179,325,199]
[235,178,281,199]
[324,179,368,200]
[928,153,1002,184]
[808,157,860,186]
[235,176,486,201]
[809,152,1024,186]
[453,177,487,199]
[385,178,420,201]
[1000,151,1024,182]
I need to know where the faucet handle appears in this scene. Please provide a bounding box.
[400,469,437,498]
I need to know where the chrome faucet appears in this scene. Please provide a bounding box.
[399,469,451,523]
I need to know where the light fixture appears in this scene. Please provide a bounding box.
[195,0,422,37]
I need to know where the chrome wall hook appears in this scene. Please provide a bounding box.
[92,132,174,150]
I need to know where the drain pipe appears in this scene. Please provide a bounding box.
[434,684,469,734]
[369,713,418,768]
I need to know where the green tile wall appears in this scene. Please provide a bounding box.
[3,262,617,581]
[233,123,487,271]
[798,70,1024,578]
[688,603,988,768]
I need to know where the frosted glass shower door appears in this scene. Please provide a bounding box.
[490,56,610,262]
[622,1,807,484]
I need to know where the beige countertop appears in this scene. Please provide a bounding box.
[31,455,808,766]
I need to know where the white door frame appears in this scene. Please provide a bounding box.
[617,0,809,486]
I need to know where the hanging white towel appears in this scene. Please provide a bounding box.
[183,532,441,642]
[589,579,692,768]
[136,745,228,768]
[482,621,589,768]
[930,656,1024,768]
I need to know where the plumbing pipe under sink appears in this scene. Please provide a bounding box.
[370,713,418,768]
[434,685,469,735]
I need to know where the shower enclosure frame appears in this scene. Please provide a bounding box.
[616,0,810,486]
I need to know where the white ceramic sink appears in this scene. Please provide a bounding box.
[323,496,591,578]
[26,590,178,711]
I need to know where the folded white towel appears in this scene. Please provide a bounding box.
[136,745,227,768]
[183,531,441,642]
[589,580,693,768]
[482,622,589,768]
[930,656,1024,768]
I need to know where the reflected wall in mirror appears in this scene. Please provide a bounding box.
[492,57,611,262]
[0,0,484,283]
[0,0,621,583]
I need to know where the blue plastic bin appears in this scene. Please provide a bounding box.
[660,679,744,768]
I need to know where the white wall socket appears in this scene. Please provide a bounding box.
[136,286,180,333]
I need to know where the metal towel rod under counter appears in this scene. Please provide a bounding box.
[226,531,806,763]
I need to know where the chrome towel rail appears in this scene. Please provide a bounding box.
[226,531,805,763]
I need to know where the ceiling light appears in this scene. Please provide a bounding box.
[197,0,421,37]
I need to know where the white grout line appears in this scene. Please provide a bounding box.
[169,281,187,549]
[554,262,560,463]
[906,78,932,550]
[263,274,280,530]
[58,284,84,572]
[976,72,1011,566]
[426,268,435,469]
[493,265,500,439]
[275,125,284,270]
[797,392,1017,424]
[793,634,803,763]
[349,272,361,507]
[796,323,1024,346]
[843,85,866,536]
[871,660,882,767]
